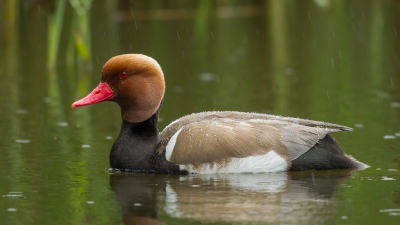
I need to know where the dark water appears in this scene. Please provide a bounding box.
[1,0,400,224]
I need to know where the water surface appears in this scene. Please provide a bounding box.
[0,1,399,224]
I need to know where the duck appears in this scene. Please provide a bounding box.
[71,54,369,174]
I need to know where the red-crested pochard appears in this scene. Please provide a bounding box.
[72,54,369,174]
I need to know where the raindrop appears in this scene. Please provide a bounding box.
[7,208,17,212]
[391,102,400,108]
[380,209,400,213]
[354,123,363,128]
[388,169,398,172]
[314,0,330,8]
[191,185,200,187]
[383,135,396,139]
[377,92,389,99]
[396,133,400,136]
[87,201,95,204]
[105,136,112,140]
[16,109,28,115]
[133,203,142,206]
[3,192,24,198]
[199,73,217,82]
[247,210,260,215]
[340,216,348,220]
[285,68,294,75]
[57,122,68,127]
[43,97,51,103]
[376,168,381,170]
[130,7,134,17]
[82,145,91,148]
[16,139,30,144]
[235,47,247,56]
[381,176,395,181]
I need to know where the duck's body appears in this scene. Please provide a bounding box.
[72,54,368,174]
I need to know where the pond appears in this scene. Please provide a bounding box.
[0,0,399,224]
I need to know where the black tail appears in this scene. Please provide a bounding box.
[290,134,368,171]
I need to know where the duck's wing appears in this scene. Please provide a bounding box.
[158,111,352,164]
[159,119,289,164]
[160,111,352,135]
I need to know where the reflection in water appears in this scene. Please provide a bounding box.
[110,170,353,224]
[110,173,168,225]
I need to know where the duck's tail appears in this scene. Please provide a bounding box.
[290,134,369,171]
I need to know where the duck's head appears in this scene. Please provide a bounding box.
[71,54,165,123]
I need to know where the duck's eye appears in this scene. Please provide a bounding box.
[119,72,128,79]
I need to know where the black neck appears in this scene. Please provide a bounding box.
[110,104,180,173]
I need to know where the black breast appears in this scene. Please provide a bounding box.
[110,113,180,174]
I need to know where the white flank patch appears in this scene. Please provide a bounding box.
[179,151,288,174]
[165,128,183,161]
